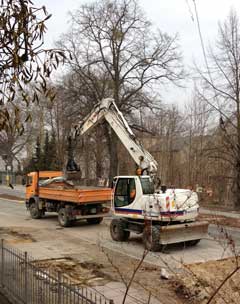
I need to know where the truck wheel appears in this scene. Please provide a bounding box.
[110,219,130,241]
[58,208,72,227]
[186,239,201,246]
[29,203,43,219]
[142,225,162,252]
[87,217,103,225]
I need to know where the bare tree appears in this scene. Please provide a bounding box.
[58,0,184,182]
[183,91,211,188]
[0,102,31,172]
[198,9,240,207]
[0,0,66,132]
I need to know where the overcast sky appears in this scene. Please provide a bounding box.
[34,0,240,105]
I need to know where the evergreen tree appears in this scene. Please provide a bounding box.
[24,131,61,173]
[49,131,60,170]
[23,136,42,173]
[42,131,50,170]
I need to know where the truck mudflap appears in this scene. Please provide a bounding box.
[159,221,209,245]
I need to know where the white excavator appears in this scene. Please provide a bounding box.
[70,98,208,251]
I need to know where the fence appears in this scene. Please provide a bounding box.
[0,171,17,185]
[0,240,113,304]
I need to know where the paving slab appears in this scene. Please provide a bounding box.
[93,282,161,304]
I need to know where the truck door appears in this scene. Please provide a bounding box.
[26,174,35,199]
[114,178,136,207]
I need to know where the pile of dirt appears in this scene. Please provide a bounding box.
[32,258,111,286]
[173,257,240,304]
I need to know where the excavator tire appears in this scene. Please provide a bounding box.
[87,217,103,225]
[58,208,72,227]
[142,225,162,252]
[29,203,44,219]
[110,219,130,242]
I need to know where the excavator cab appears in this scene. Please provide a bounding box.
[113,177,136,208]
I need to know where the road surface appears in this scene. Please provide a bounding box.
[0,191,239,268]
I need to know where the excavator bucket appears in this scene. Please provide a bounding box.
[159,221,209,245]
[65,136,82,183]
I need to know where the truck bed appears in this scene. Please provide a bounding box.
[38,186,112,204]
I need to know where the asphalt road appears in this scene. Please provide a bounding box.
[0,186,239,268]
[0,185,25,199]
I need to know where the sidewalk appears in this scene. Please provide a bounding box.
[0,184,25,199]
[93,282,160,304]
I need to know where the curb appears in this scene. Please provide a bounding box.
[0,197,24,204]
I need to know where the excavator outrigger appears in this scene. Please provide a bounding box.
[70,98,208,251]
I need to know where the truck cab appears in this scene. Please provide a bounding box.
[26,171,63,201]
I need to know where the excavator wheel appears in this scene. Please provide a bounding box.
[142,225,162,252]
[87,217,103,225]
[58,208,72,227]
[110,219,130,242]
[29,203,44,219]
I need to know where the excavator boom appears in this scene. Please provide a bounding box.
[73,98,158,176]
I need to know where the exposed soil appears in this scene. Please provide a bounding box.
[0,227,36,243]
[174,257,240,304]
[32,258,111,286]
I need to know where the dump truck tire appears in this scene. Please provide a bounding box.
[110,219,130,241]
[186,239,201,246]
[142,225,162,252]
[29,203,43,219]
[58,208,72,227]
[87,217,103,225]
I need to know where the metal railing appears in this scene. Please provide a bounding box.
[0,240,113,304]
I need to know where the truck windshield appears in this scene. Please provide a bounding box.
[139,177,154,194]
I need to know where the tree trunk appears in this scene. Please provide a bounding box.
[234,160,240,208]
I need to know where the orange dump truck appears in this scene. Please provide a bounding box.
[26,171,112,227]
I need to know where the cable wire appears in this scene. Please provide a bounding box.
[192,0,225,115]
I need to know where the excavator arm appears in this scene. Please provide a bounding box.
[71,98,158,176]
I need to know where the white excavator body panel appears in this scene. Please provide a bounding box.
[112,175,199,222]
